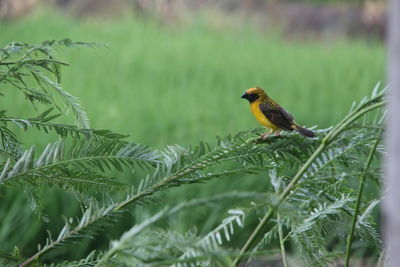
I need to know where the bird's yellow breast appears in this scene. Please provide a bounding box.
[250,101,279,131]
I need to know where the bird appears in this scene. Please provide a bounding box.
[241,87,315,139]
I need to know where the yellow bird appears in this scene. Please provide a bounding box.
[241,87,315,138]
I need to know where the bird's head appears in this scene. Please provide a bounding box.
[241,87,268,103]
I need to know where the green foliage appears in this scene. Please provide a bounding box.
[0,10,384,148]
[0,39,385,267]
[0,39,98,128]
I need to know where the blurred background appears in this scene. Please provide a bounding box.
[0,0,385,147]
[0,0,386,263]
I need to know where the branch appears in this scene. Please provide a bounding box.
[19,142,253,266]
[0,58,69,66]
[344,132,381,267]
[277,213,288,267]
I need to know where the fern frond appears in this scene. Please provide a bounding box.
[0,40,102,128]
[2,115,129,140]
[27,66,90,128]
[1,138,159,185]
[20,201,120,267]
[0,125,22,160]
[293,195,356,235]
[28,122,382,264]
[250,223,280,259]
[24,184,49,221]
[94,195,248,267]
[177,209,245,266]
[356,199,382,249]
[23,192,262,266]
[96,229,233,267]
[48,250,104,267]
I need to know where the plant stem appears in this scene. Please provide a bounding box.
[233,99,385,266]
[277,213,288,267]
[20,141,254,266]
[233,144,326,266]
[0,58,69,66]
[344,133,381,267]
[0,251,19,263]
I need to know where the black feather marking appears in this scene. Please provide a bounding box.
[296,125,316,137]
[259,102,294,131]
[246,93,260,103]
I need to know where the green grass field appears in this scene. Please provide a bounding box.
[0,8,385,260]
[1,9,384,148]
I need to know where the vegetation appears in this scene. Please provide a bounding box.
[0,10,384,147]
[0,10,386,266]
[0,38,386,266]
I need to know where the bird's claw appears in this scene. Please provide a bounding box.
[259,132,271,140]
[259,132,281,140]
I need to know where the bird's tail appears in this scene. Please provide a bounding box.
[293,124,315,138]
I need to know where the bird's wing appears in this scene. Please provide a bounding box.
[259,102,294,131]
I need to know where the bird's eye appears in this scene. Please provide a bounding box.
[247,93,259,102]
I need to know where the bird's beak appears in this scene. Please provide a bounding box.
[241,92,248,99]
